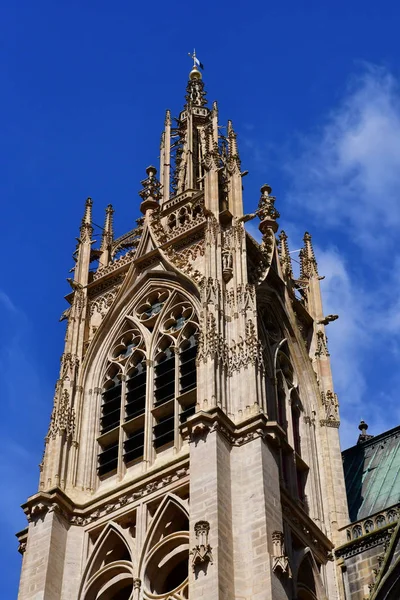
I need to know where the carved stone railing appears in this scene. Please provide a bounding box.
[92,250,136,281]
[344,505,399,541]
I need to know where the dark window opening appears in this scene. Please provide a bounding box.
[277,382,286,428]
[164,558,188,593]
[179,335,197,394]
[179,403,196,423]
[124,429,145,464]
[98,441,119,476]
[155,348,175,406]
[154,414,175,449]
[101,382,122,434]
[292,407,301,455]
[126,360,146,421]
[112,584,133,600]
[297,469,306,503]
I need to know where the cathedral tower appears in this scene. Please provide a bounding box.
[17,63,349,600]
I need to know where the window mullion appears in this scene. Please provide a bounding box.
[144,358,153,468]
[117,376,126,480]
[174,346,179,452]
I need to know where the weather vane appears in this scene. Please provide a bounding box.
[188,49,204,71]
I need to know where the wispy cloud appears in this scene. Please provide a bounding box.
[0,289,50,537]
[0,291,19,314]
[281,64,400,447]
[286,64,400,249]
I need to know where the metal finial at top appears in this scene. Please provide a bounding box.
[188,49,203,80]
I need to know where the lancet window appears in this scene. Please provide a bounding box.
[97,289,198,480]
[275,344,308,504]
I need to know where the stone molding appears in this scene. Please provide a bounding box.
[21,462,189,530]
[340,504,399,543]
[335,524,396,560]
[281,489,334,564]
[181,407,286,448]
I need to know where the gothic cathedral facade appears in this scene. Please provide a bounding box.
[17,65,350,600]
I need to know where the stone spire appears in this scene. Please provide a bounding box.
[226,120,243,218]
[160,110,171,206]
[278,230,293,279]
[72,197,93,287]
[300,231,318,279]
[99,204,114,269]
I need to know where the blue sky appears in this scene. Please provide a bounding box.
[2,0,400,595]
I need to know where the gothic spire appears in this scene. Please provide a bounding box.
[226,120,243,217]
[300,231,318,278]
[160,110,171,206]
[79,196,93,243]
[99,204,114,269]
[278,230,293,279]
[71,197,93,287]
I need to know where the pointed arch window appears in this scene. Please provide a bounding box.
[274,344,309,505]
[97,290,199,480]
[141,494,189,599]
[98,327,147,478]
[78,523,135,600]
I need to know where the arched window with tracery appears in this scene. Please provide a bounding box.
[153,298,198,453]
[98,326,147,478]
[97,288,198,480]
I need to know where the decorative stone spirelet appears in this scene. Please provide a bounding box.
[191,520,213,573]
[271,531,291,577]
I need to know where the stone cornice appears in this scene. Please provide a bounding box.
[339,503,399,542]
[335,523,395,559]
[281,488,334,564]
[21,457,189,529]
[180,407,286,448]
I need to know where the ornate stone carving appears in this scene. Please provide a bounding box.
[222,249,233,282]
[320,390,340,427]
[58,353,80,384]
[139,165,162,205]
[315,330,330,357]
[89,286,120,319]
[196,313,228,367]
[68,465,190,526]
[228,320,264,375]
[271,531,291,576]
[191,521,213,572]
[48,389,75,439]
[92,250,136,281]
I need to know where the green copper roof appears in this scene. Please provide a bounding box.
[342,425,400,522]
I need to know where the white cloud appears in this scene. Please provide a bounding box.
[315,247,369,448]
[280,65,400,447]
[0,291,19,314]
[286,65,400,248]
